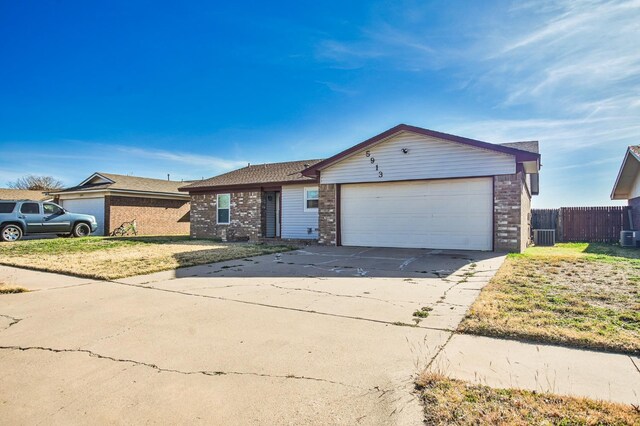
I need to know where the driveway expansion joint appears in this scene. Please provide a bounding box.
[108,280,455,332]
[630,356,640,375]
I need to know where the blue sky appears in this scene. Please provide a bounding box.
[1,0,638,207]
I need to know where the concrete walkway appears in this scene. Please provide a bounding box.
[0,247,638,424]
[432,334,640,405]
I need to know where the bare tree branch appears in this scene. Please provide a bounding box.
[8,175,64,191]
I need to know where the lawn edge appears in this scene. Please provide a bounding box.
[455,325,640,357]
[414,370,640,424]
[0,244,298,280]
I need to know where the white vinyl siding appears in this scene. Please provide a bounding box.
[61,197,105,236]
[340,178,493,250]
[282,185,319,239]
[320,131,515,184]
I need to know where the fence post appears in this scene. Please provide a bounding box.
[556,208,563,242]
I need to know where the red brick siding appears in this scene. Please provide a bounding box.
[494,172,529,252]
[107,195,190,236]
[190,191,262,241]
[318,184,337,245]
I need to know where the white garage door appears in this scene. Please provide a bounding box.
[62,197,105,236]
[340,178,493,250]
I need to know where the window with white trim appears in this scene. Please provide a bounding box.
[304,187,319,211]
[217,194,231,224]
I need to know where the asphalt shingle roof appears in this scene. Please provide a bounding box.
[181,159,323,191]
[499,141,540,154]
[0,189,51,201]
[54,172,190,195]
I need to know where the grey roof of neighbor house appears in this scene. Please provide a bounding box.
[51,172,191,196]
[180,159,323,191]
[0,189,51,201]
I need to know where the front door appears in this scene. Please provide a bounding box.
[275,192,280,237]
[19,202,43,233]
[265,192,277,238]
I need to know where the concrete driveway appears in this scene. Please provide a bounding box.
[0,246,504,425]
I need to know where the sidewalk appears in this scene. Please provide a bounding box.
[0,264,99,291]
[431,333,640,405]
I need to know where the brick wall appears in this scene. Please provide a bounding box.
[190,191,262,241]
[106,195,190,236]
[520,179,532,250]
[494,172,530,252]
[318,184,337,245]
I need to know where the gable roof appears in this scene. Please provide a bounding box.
[0,189,52,201]
[611,146,640,200]
[301,124,541,177]
[50,172,190,197]
[180,159,322,192]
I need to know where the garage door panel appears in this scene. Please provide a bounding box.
[61,198,105,236]
[340,178,492,250]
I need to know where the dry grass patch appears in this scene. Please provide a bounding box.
[459,243,640,354]
[416,371,639,425]
[0,283,28,294]
[0,236,293,279]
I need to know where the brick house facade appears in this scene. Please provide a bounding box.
[190,191,262,241]
[181,125,540,252]
[50,172,191,236]
[105,195,190,236]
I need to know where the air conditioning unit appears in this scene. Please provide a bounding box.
[620,231,638,248]
[533,229,555,246]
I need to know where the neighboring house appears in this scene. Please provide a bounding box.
[180,124,541,252]
[611,145,640,228]
[0,189,52,202]
[49,172,191,236]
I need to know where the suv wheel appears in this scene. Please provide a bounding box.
[72,223,91,238]
[1,224,23,242]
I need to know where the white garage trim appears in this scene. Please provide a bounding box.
[61,197,106,236]
[339,177,493,251]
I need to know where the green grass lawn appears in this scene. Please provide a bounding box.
[0,236,294,279]
[459,243,640,354]
[416,371,640,425]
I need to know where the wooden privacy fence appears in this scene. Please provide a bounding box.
[532,206,630,243]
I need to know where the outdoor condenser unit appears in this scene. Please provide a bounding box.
[533,229,555,246]
[619,230,638,248]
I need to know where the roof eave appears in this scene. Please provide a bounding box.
[610,149,632,200]
[180,178,319,193]
[49,188,189,199]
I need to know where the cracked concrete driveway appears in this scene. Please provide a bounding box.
[0,246,504,425]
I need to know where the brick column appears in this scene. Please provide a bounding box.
[318,184,337,245]
[494,172,530,252]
